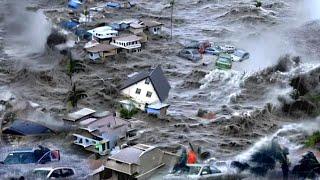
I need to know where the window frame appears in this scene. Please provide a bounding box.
[135,88,141,94]
[146,91,152,98]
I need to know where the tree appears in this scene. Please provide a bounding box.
[170,0,175,40]
[255,0,262,8]
[65,51,86,108]
[67,84,88,108]
[67,52,85,84]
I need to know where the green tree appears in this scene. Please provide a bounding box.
[67,84,88,108]
[67,52,85,83]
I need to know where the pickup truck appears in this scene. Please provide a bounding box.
[0,146,60,165]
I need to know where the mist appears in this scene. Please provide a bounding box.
[3,0,52,59]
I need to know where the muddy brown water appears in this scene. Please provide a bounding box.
[0,0,319,179]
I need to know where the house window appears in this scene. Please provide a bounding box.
[135,88,141,94]
[146,91,152,97]
[145,78,150,84]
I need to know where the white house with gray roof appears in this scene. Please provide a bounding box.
[119,66,170,111]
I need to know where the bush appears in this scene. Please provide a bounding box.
[305,131,320,148]
[255,0,262,8]
[120,108,138,119]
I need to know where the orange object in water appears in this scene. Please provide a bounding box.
[187,150,197,164]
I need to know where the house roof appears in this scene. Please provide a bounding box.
[2,119,54,136]
[109,147,143,165]
[143,21,163,28]
[80,115,128,134]
[64,108,96,121]
[130,23,145,29]
[120,66,171,102]
[113,35,141,42]
[86,44,118,53]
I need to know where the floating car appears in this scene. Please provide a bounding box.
[164,164,239,180]
[32,167,75,179]
[0,146,60,165]
[204,46,222,55]
[230,49,250,62]
[215,53,232,70]
[178,48,202,62]
[219,45,236,54]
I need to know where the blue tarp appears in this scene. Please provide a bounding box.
[75,28,92,40]
[60,20,79,30]
[106,2,121,9]
[68,0,82,9]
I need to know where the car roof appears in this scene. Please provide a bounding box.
[11,148,35,153]
[187,164,209,167]
[34,167,54,171]
[34,167,74,171]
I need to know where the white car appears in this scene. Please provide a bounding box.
[219,45,236,54]
[33,167,75,179]
[164,164,240,180]
[230,49,250,62]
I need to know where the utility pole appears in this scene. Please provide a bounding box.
[170,0,175,40]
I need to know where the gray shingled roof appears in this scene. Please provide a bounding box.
[120,66,170,102]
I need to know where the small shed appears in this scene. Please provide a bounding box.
[144,21,163,35]
[129,23,145,35]
[146,103,170,117]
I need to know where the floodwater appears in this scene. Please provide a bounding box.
[0,0,319,179]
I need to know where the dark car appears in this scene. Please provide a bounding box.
[178,48,202,62]
[0,146,60,165]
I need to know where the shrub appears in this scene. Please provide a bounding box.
[305,131,320,148]
[120,108,138,119]
[255,0,262,8]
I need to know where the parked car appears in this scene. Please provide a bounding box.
[178,48,202,62]
[219,45,236,54]
[205,46,222,55]
[164,164,239,180]
[32,167,75,179]
[0,146,60,165]
[215,54,232,70]
[230,49,250,62]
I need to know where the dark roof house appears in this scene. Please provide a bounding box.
[2,119,54,136]
[120,65,170,102]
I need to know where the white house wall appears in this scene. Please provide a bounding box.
[121,78,160,110]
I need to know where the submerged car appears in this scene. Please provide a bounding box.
[215,53,232,70]
[204,46,222,55]
[164,164,240,180]
[178,48,202,62]
[230,49,250,62]
[0,146,60,165]
[33,167,75,179]
[219,45,236,54]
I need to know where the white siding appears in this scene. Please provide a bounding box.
[121,78,160,110]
